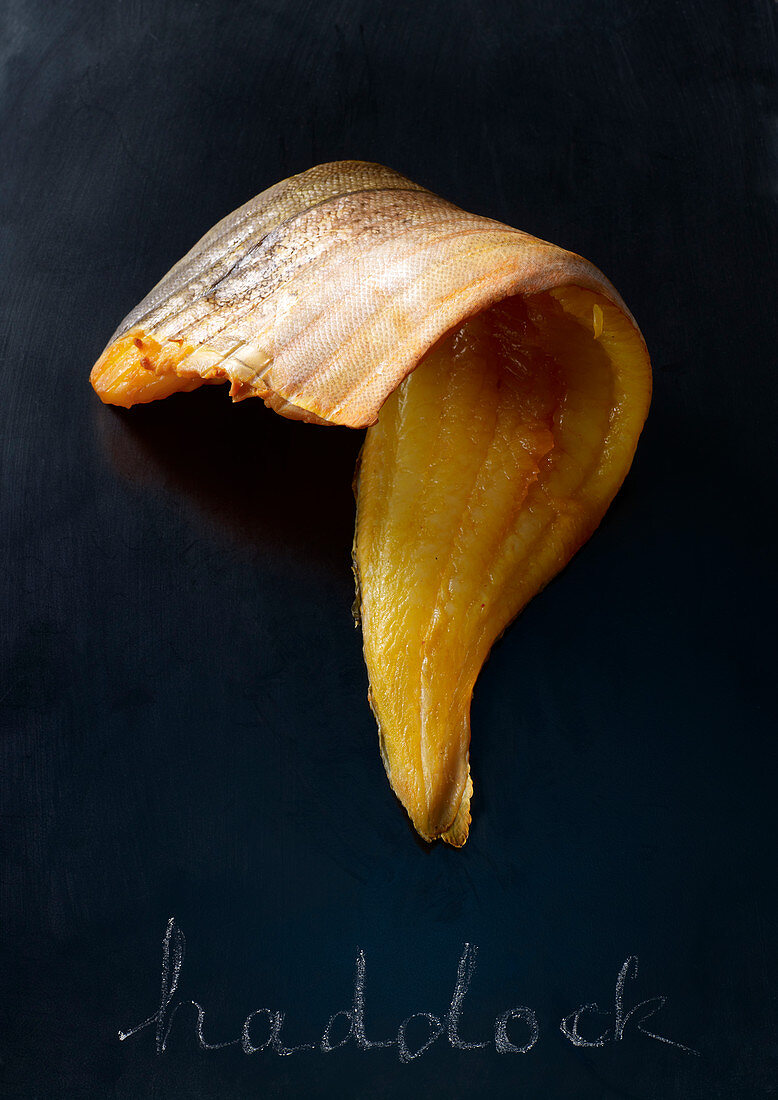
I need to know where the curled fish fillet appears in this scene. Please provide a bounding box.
[92,161,651,845]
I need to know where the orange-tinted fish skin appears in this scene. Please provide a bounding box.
[91,331,202,407]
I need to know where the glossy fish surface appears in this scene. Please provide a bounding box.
[92,161,651,844]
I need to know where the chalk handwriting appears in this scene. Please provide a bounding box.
[118,918,698,1061]
[560,955,699,1054]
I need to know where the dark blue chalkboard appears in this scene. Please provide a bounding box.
[2,1,777,1097]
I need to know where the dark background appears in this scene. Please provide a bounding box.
[2,1,777,1097]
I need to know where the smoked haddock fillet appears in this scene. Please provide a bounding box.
[91,161,651,846]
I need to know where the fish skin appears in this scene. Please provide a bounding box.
[92,161,641,427]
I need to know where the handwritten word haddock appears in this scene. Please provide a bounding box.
[119,918,699,1063]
